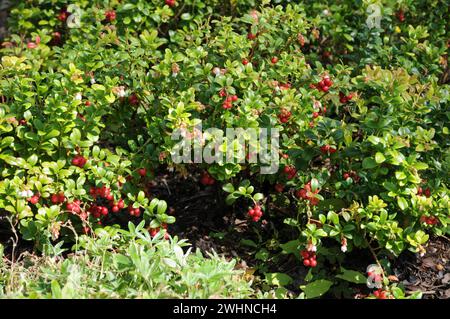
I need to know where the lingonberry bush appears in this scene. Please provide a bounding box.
[0,0,448,298]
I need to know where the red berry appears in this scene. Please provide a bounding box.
[105,10,116,22]
[112,205,119,213]
[231,95,238,102]
[71,157,81,166]
[303,259,311,267]
[165,0,176,7]
[117,199,124,209]
[138,168,147,177]
[300,250,310,259]
[309,259,317,267]
[222,102,232,109]
[85,101,91,106]
[295,189,308,200]
[424,188,431,198]
[323,77,333,87]
[58,192,66,203]
[321,85,329,92]
[58,12,68,22]
[271,57,279,64]
[312,112,319,119]
[274,183,284,193]
[134,208,141,217]
[340,96,348,103]
[343,173,350,180]
[247,33,256,40]
[320,145,330,154]
[66,202,74,211]
[29,196,39,205]
[242,59,249,65]
[219,89,227,97]
[51,194,59,204]
[101,206,109,216]
[129,94,139,106]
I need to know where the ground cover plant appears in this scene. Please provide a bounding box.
[0,0,449,299]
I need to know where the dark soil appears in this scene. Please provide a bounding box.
[0,0,11,41]
[393,236,450,299]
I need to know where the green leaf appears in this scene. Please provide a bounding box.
[280,240,300,255]
[253,193,264,201]
[69,128,81,144]
[375,152,386,164]
[301,280,333,299]
[310,178,319,192]
[362,157,377,169]
[157,200,167,215]
[222,183,234,193]
[240,239,257,248]
[265,273,293,287]
[397,196,408,210]
[336,268,367,284]
[395,171,407,180]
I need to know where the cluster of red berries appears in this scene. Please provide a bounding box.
[165,0,176,7]
[221,94,238,109]
[343,171,360,183]
[320,145,337,155]
[295,181,320,206]
[300,250,317,267]
[149,223,169,239]
[311,75,333,93]
[339,91,354,104]
[27,193,40,205]
[72,155,87,168]
[128,93,139,106]
[417,187,431,197]
[283,165,297,180]
[278,108,292,123]
[279,83,291,90]
[396,10,405,22]
[105,10,116,22]
[66,199,82,214]
[200,172,215,186]
[57,8,68,22]
[89,205,110,218]
[247,32,257,40]
[420,215,439,225]
[89,186,123,217]
[247,204,263,222]
[51,192,66,204]
[373,289,389,299]
[127,205,141,217]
